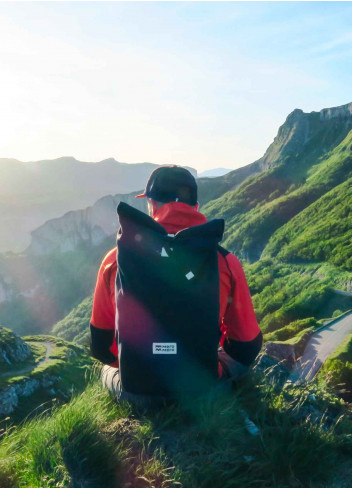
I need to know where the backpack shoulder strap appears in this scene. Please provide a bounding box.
[217,245,235,315]
[217,245,230,258]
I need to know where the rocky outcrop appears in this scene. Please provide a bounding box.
[0,327,31,365]
[0,336,92,418]
[259,109,310,169]
[199,101,352,206]
[264,342,296,368]
[0,373,58,416]
[259,102,352,170]
[263,329,313,370]
[253,353,291,386]
[319,102,352,121]
[27,191,148,255]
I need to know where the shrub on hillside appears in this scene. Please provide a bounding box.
[264,317,317,342]
[319,333,352,392]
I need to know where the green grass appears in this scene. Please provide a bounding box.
[1,369,351,488]
[263,318,317,342]
[318,333,352,392]
[27,342,47,362]
[0,384,159,488]
[2,336,87,385]
[243,259,352,339]
[203,130,352,262]
[263,177,352,270]
[52,296,93,345]
[0,326,17,345]
[18,337,92,391]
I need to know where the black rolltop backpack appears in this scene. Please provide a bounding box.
[115,202,224,400]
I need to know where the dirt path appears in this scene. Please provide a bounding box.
[0,341,54,381]
[289,312,352,382]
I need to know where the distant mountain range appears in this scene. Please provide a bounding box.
[0,157,195,252]
[27,191,147,254]
[198,168,232,178]
[26,101,352,260]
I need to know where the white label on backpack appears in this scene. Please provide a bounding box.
[153,343,177,354]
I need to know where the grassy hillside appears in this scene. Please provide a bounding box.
[318,332,352,395]
[245,259,352,336]
[203,130,352,261]
[0,368,351,488]
[197,160,262,206]
[52,296,93,345]
[263,177,352,270]
[197,109,352,347]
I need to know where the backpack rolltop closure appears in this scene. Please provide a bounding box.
[115,202,224,399]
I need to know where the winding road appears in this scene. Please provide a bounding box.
[0,341,54,381]
[289,312,352,382]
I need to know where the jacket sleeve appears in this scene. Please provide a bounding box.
[222,253,262,367]
[90,248,119,366]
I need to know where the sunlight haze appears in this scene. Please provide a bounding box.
[0,1,351,172]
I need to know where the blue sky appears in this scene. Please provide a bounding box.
[0,2,351,172]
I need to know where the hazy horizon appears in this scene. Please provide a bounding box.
[0,154,232,174]
[0,2,351,172]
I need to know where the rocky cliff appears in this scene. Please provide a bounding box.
[255,101,352,170]
[319,102,352,121]
[0,372,58,416]
[198,101,352,206]
[27,191,147,255]
[0,334,92,419]
[0,327,31,367]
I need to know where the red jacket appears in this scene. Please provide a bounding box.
[90,202,262,370]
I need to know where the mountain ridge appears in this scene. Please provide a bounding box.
[202,102,352,260]
[198,101,352,206]
[0,158,196,252]
[1,101,352,341]
[27,191,147,255]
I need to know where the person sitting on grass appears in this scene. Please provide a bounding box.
[90,165,262,403]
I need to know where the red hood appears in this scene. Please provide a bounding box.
[153,202,207,234]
